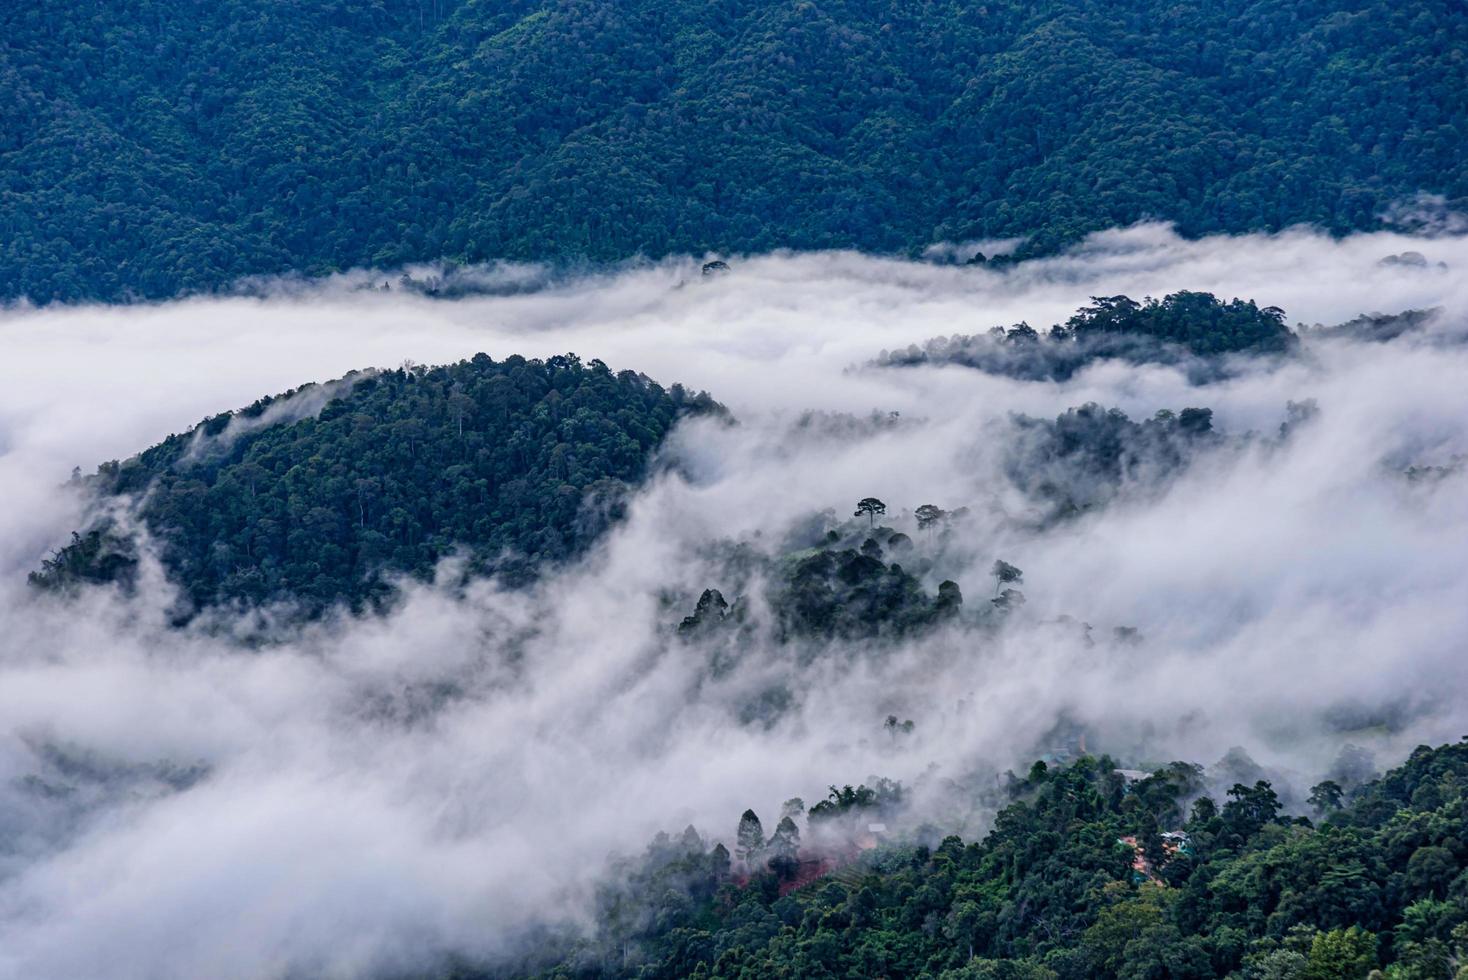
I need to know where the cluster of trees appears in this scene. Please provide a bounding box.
[772,544,957,641]
[679,498,1003,649]
[877,293,1296,382]
[31,355,719,616]
[1061,293,1294,357]
[677,543,962,648]
[5,0,1466,303]
[671,506,1045,736]
[515,739,1468,979]
[1005,402,1217,522]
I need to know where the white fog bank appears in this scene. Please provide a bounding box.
[0,224,1465,979]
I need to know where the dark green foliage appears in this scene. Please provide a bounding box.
[1062,294,1294,358]
[5,1,1467,303]
[676,417,1217,650]
[772,547,943,641]
[28,529,138,592]
[915,505,947,532]
[570,826,733,977]
[808,780,903,824]
[855,497,888,526]
[936,580,963,617]
[532,740,1468,979]
[1005,403,1216,521]
[676,521,972,651]
[768,817,801,881]
[677,588,732,637]
[1308,780,1345,817]
[878,292,1297,383]
[33,354,718,616]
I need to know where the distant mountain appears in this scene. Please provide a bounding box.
[32,354,720,617]
[4,0,1465,303]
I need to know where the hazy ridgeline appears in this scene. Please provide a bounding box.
[1,225,1466,978]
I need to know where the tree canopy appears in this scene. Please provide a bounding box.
[524,739,1468,979]
[1062,293,1294,357]
[4,0,1466,303]
[31,354,719,617]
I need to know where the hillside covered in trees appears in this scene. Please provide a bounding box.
[4,0,1467,303]
[516,739,1468,980]
[31,355,719,616]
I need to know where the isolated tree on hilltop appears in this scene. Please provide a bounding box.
[992,559,1023,595]
[855,497,887,526]
[915,503,946,534]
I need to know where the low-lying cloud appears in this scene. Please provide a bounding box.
[0,223,1466,979]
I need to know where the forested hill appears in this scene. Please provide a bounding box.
[522,740,1468,979]
[5,0,1467,303]
[31,355,720,616]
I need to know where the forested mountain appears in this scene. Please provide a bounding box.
[6,0,1468,974]
[31,355,719,616]
[517,740,1468,980]
[4,0,1466,303]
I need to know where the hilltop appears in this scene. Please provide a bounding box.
[32,354,720,617]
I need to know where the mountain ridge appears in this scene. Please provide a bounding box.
[5,0,1465,303]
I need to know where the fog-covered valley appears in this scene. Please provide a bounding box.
[2,224,1467,979]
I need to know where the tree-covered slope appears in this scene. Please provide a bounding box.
[524,740,1468,979]
[32,354,719,615]
[4,0,1466,303]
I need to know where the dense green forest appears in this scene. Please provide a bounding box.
[1060,294,1294,357]
[31,355,719,616]
[4,0,1466,303]
[509,739,1468,980]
